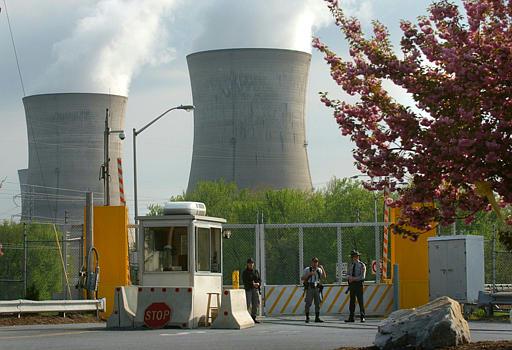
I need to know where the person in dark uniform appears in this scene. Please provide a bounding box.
[242,257,261,323]
[345,250,366,323]
[302,257,327,323]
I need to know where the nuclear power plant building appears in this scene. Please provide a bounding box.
[20,93,127,224]
[187,48,313,192]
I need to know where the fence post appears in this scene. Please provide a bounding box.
[85,192,94,299]
[259,223,266,289]
[256,223,266,316]
[298,226,304,281]
[255,223,260,275]
[23,223,27,298]
[492,225,496,293]
[393,264,400,311]
[63,231,68,300]
[337,226,342,284]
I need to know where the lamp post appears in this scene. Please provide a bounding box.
[132,104,194,224]
[101,108,125,206]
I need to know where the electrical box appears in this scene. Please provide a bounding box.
[428,235,484,303]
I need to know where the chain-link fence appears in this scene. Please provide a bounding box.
[128,225,138,284]
[2,220,511,300]
[0,240,24,300]
[0,223,83,300]
[223,222,386,286]
[223,222,512,287]
[221,224,255,285]
[484,236,512,287]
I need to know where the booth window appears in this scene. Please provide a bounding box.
[144,226,188,272]
[196,227,222,273]
[211,228,221,273]
[196,228,210,272]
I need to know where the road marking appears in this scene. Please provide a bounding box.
[160,331,207,336]
[0,330,96,340]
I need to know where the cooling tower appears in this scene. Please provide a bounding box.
[17,168,29,221]
[187,48,313,192]
[22,93,127,224]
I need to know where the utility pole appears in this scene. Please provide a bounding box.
[102,109,111,206]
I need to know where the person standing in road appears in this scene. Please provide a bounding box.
[242,257,261,323]
[345,250,366,323]
[302,257,327,323]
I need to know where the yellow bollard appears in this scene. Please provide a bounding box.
[232,270,240,289]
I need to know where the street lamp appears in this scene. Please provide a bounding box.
[132,104,194,224]
[101,108,125,206]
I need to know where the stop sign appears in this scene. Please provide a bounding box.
[144,302,171,329]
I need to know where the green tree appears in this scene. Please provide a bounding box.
[0,222,63,300]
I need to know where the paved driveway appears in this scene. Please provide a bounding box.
[0,317,511,350]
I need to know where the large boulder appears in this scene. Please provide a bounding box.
[374,296,470,349]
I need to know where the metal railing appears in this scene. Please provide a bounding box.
[0,298,105,317]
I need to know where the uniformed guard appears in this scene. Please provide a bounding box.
[345,250,366,323]
[242,257,261,323]
[302,257,327,323]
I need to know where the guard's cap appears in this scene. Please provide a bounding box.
[350,250,361,257]
[247,257,255,263]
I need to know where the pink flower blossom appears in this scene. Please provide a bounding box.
[316,0,512,248]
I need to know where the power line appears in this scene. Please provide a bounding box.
[2,0,25,96]
[4,181,104,195]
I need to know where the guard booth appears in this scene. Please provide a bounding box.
[107,202,226,329]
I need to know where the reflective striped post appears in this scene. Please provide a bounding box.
[117,158,126,206]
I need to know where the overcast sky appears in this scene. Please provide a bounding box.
[0,0,461,221]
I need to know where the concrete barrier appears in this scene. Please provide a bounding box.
[107,286,136,328]
[107,286,194,329]
[211,289,254,329]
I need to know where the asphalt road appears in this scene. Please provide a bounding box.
[0,317,511,350]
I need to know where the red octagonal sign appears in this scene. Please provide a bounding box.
[144,302,171,329]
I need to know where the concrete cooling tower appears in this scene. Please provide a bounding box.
[187,48,313,192]
[20,93,127,224]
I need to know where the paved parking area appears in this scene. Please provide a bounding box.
[0,317,511,350]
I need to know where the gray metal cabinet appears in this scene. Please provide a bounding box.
[428,235,484,303]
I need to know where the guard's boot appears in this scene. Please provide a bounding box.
[305,312,310,323]
[344,315,355,323]
[360,317,366,323]
[314,312,324,323]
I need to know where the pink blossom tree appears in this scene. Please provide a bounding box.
[314,0,512,248]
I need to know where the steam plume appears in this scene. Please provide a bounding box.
[192,0,331,53]
[33,0,178,96]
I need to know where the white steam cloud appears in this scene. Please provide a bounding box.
[192,0,332,53]
[32,0,178,96]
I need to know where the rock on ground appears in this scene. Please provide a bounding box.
[374,296,471,349]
